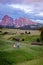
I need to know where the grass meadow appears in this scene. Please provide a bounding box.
[0,28,43,65]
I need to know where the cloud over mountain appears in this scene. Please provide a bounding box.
[0,3,43,23]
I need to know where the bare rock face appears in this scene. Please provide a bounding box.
[1,15,14,26]
[14,17,37,27]
[0,15,38,28]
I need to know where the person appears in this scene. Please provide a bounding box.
[17,43,20,48]
[13,42,16,48]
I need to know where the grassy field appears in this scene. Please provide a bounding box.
[0,28,43,65]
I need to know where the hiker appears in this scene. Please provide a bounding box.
[17,43,20,48]
[13,42,16,48]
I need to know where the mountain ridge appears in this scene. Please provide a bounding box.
[0,15,42,29]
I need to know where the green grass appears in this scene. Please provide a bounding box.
[0,39,43,65]
[0,30,43,65]
[9,34,40,43]
[16,58,43,65]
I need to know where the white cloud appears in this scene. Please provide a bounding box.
[0,3,43,23]
[8,4,33,13]
[8,3,43,15]
[36,12,43,16]
[32,19,43,23]
[7,3,43,23]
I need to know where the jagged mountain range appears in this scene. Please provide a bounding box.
[0,15,43,29]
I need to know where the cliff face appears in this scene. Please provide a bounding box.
[14,17,37,27]
[0,15,14,26]
[0,15,37,28]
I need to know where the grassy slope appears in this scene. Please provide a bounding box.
[0,39,43,65]
[17,58,43,65]
[0,29,43,65]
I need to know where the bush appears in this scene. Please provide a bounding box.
[25,31,27,34]
[40,30,43,41]
[28,32,31,34]
[22,39,24,41]
[36,38,40,42]
[0,31,2,32]
[3,32,8,35]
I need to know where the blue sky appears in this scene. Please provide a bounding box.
[0,0,43,23]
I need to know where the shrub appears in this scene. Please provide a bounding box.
[0,31,2,32]
[3,32,8,35]
[25,31,27,34]
[40,30,43,41]
[22,39,24,41]
[28,32,31,34]
[36,38,40,42]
